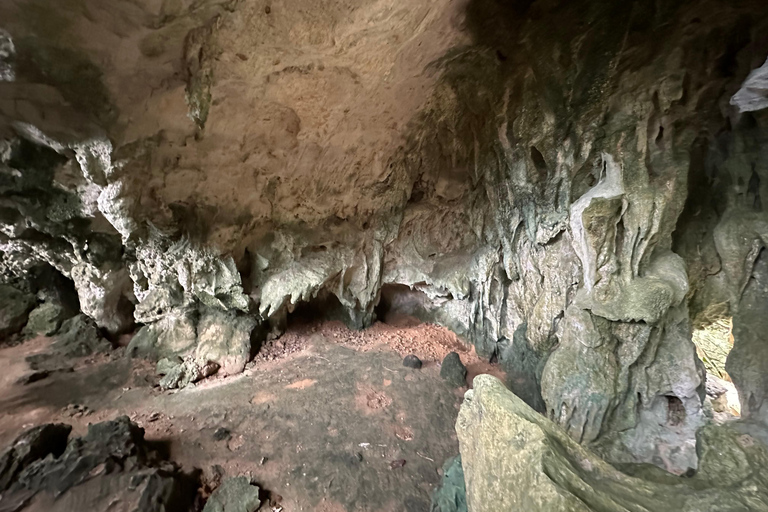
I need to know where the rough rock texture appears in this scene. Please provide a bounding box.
[156,356,220,390]
[430,456,467,512]
[0,423,71,491]
[2,0,768,473]
[0,284,34,341]
[202,477,260,512]
[0,416,197,512]
[440,352,468,388]
[21,303,68,338]
[457,375,768,512]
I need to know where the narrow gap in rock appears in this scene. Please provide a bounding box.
[692,317,741,417]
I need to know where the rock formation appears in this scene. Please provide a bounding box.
[457,375,768,512]
[1,0,768,476]
[0,417,198,512]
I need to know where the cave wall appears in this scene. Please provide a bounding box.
[2,0,768,473]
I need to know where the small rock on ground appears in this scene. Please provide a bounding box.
[403,354,423,369]
[213,427,231,441]
[440,352,467,388]
[203,476,261,512]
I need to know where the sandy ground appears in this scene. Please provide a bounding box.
[0,320,505,512]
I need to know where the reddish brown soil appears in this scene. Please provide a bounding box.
[0,320,507,512]
[257,317,506,387]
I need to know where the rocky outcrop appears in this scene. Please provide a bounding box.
[0,284,34,341]
[457,375,768,512]
[0,417,198,512]
[2,0,768,475]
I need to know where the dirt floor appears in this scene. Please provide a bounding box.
[0,318,505,512]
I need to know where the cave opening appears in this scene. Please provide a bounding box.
[692,317,741,417]
[375,283,434,326]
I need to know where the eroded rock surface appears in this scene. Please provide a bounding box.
[202,476,260,512]
[457,375,768,512]
[0,0,768,475]
[0,416,198,512]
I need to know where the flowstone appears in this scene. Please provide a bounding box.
[457,375,768,512]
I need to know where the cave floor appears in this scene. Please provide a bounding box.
[0,320,502,512]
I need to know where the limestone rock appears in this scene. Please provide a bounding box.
[440,352,467,388]
[0,417,197,512]
[0,423,71,491]
[2,0,768,477]
[429,456,467,512]
[195,308,257,376]
[457,375,768,512]
[203,476,261,512]
[71,262,134,336]
[157,356,219,390]
[498,323,545,412]
[22,302,70,337]
[0,284,35,341]
[731,57,768,113]
[51,314,111,358]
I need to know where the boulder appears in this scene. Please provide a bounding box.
[430,455,467,512]
[457,375,768,512]
[0,423,71,491]
[51,314,111,357]
[203,476,261,512]
[156,356,219,390]
[22,302,70,337]
[194,308,257,376]
[0,417,198,512]
[440,352,467,388]
[0,284,35,341]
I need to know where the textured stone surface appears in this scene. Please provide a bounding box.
[457,375,768,512]
[51,314,110,358]
[194,308,256,376]
[202,476,261,512]
[0,423,71,491]
[440,352,467,388]
[0,417,197,512]
[0,284,35,341]
[156,356,220,390]
[22,302,69,337]
[429,455,467,512]
[1,0,768,474]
